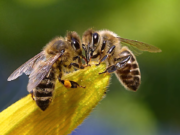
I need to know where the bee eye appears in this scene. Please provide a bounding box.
[93,33,99,44]
[71,38,80,50]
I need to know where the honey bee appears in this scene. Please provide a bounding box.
[82,29,161,91]
[8,31,86,111]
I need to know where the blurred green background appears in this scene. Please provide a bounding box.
[0,0,180,135]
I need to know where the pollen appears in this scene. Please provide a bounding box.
[64,80,72,88]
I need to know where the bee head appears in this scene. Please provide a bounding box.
[45,37,68,55]
[66,31,83,57]
[82,29,100,64]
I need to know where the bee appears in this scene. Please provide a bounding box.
[82,29,161,91]
[8,31,86,111]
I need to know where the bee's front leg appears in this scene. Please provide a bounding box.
[96,45,116,66]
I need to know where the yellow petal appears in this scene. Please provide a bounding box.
[0,62,110,135]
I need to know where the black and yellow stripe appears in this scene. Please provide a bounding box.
[33,71,56,111]
[115,47,141,91]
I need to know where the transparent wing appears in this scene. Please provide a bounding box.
[119,37,162,53]
[7,51,44,81]
[121,44,144,56]
[27,53,62,92]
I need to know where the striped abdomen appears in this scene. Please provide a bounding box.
[115,47,141,91]
[33,70,55,111]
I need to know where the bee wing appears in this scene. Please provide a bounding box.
[7,51,44,81]
[120,43,144,56]
[118,37,162,53]
[27,53,62,92]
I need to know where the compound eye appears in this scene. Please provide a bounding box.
[93,33,99,44]
[71,38,80,50]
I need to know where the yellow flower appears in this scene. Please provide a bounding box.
[0,62,110,135]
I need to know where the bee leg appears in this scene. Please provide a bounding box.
[91,52,100,59]
[99,65,117,74]
[99,40,106,59]
[114,55,131,62]
[68,63,84,69]
[58,76,86,88]
[96,45,116,66]
[30,91,34,100]
[99,55,131,74]
[73,56,79,61]
[73,56,86,69]
[90,40,106,62]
